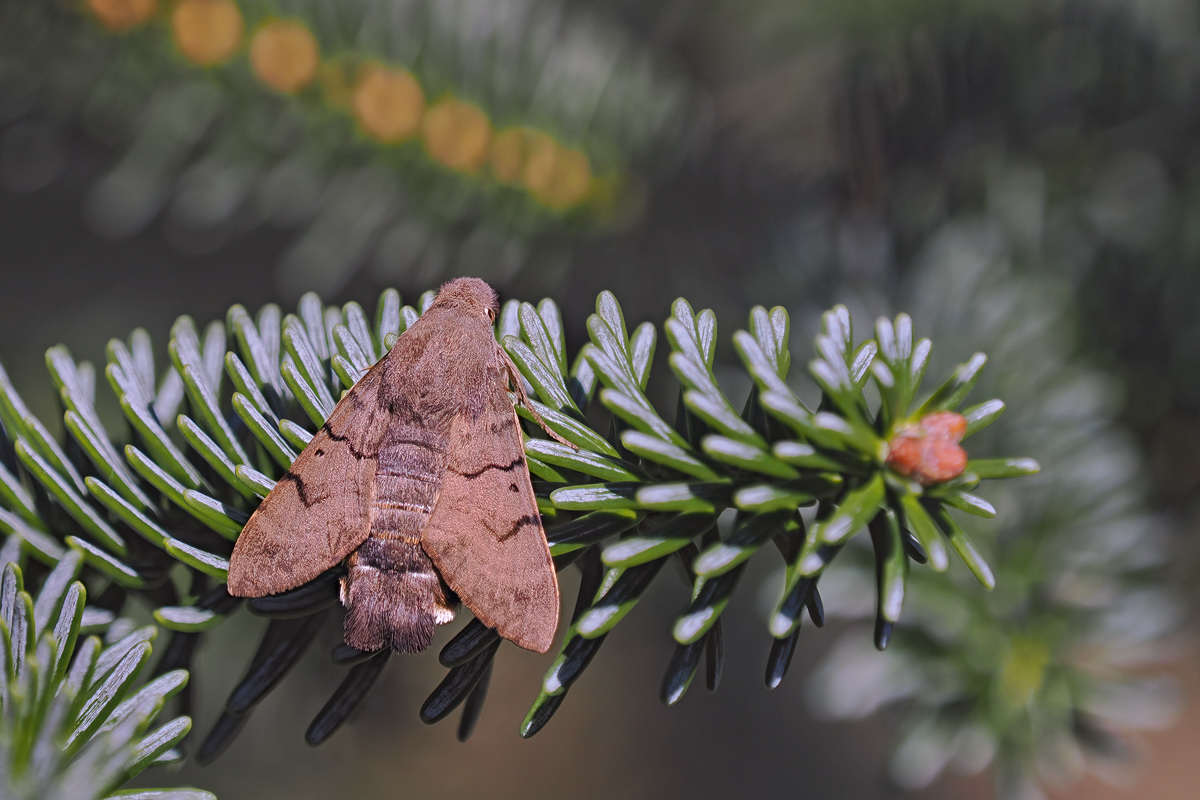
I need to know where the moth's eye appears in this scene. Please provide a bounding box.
[487,308,497,322]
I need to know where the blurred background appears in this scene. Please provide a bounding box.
[2,0,1200,797]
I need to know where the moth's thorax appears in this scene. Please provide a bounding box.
[378,306,503,425]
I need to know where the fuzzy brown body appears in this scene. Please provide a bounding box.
[341,430,456,653]
[227,278,560,654]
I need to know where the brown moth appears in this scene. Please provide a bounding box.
[227,278,561,654]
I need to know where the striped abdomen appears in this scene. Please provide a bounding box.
[341,435,457,653]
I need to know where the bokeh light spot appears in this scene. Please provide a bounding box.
[422,99,492,174]
[490,127,531,185]
[87,0,157,32]
[521,130,560,193]
[250,20,320,94]
[353,66,425,144]
[172,0,244,67]
[523,135,593,210]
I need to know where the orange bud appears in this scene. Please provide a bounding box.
[921,410,967,441]
[886,411,969,486]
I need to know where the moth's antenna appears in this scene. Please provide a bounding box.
[499,348,580,450]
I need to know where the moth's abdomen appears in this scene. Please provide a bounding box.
[341,439,456,653]
[341,539,457,653]
[370,437,444,536]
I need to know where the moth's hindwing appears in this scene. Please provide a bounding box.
[421,364,560,653]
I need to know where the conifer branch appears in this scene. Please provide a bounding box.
[0,547,204,799]
[0,285,1036,762]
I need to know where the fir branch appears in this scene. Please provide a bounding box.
[806,223,1181,800]
[0,546,205,800]
[0,284,1036,763]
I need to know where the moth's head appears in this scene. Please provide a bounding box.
[436,277,501,322]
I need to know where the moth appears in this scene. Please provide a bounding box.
[227,278,561,654]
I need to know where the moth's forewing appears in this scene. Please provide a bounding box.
[227,363,390,598]
[420,355,560,654]
[230,277,560,656]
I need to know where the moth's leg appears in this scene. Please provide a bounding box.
[498,346,579,450]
